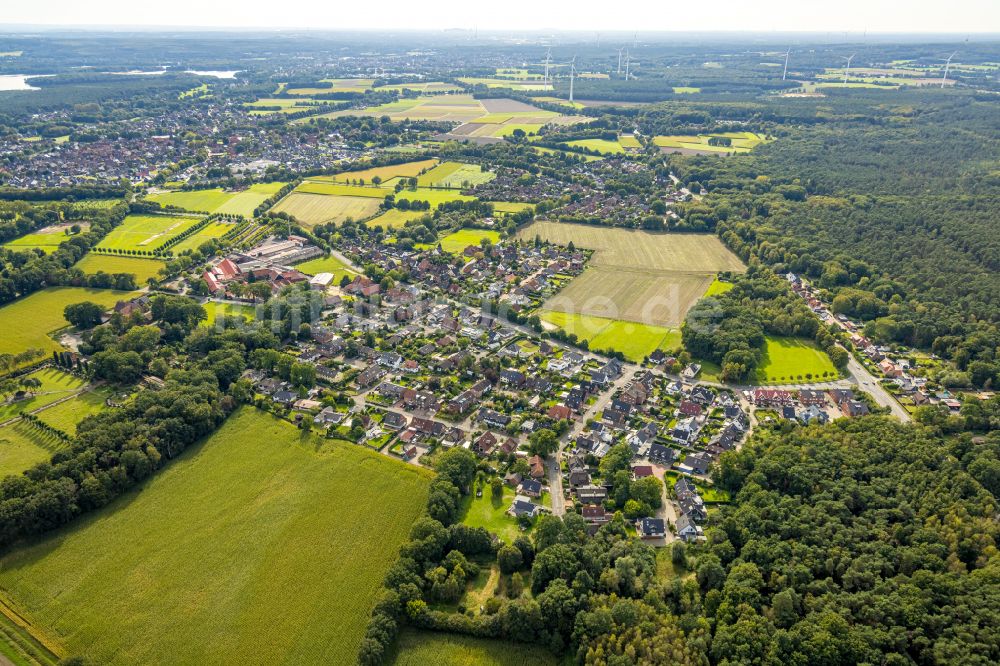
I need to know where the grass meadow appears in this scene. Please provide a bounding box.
[0,408,432,665]
[417,162,495,188]
[439,230,501,253]
[73,254,166,282]
[564,138,626,155]
[0,369,87,422]
[756,336,838,384]
[0,287,134,357]
[200,301,258,327]
[366,209,430,229]
[168,221,234,253]
[322,159,439,183]
[0,421,68,479]
[703,277,735,297]
[539,311,681,362]
[35,386,111,434]
[652,131,767,154]
[147,183,286,217]
[459,486,521,544]
[390,630,557,666]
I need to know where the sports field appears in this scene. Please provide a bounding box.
[293,254,359,281]
[439,229,501,253]
[2,224,86,254]
[417,162,495,188]
[391,630,557,666]
[271,193,382,228]
[0,408,432,665]
[653,132,768,155]
[539,311,681,362]
[74,254,166,282]
[147,183,286,217]
[95,214,204,253]
[0,287,135,357]
[517,222,745,328]
[756,336,838,384]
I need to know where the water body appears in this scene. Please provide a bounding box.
[185,70,241,79]
[0,75,52,91]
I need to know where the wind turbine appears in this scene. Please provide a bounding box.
[617,47,624,75]
[782,49,791,81]
[543,48,552,88]
[568,56,576,103]
[840,53,855,84]
[941,51,958,88]
[625,50,632,81]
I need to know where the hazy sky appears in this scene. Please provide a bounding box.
[2,0,998,33]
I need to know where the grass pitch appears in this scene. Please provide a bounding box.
[0,408,432,665]
[95,214,203,253]
[271,193,383,228]
[0,287,135,357]
[74,254,166,282]
[756,336,838,384]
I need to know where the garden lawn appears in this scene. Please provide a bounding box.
[756,336,838,384]
[459,486,521,544]
[390,629,557,666]
[0,408,432,665]
[74,254,166,283]
[0,369,87,422]
[200,301,257,327]
[35,386,112,435]
[438,230,500,254]
[0,287,135,357]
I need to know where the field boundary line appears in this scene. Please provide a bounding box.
[0,595,65,660]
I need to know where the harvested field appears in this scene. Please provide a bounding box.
[518,221,745,328]
[271,193,382,228]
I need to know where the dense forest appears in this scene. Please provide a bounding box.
[361,419,1000,665]
[652,91,1000,387]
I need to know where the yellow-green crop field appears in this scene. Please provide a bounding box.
[652,131,768,154]
[74,254,166,282]
[564,138,626,155]
[95,214,203,252]
[366,209,430,229]
[417,162,495,188]
[319,159,439,183]
[271,193,383,228]
[0,408,432,665]
[0,287,135,357]
[147,182,286,216]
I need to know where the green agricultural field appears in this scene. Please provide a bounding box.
[0,369,87,422]
[168,221,234,253]
[564,139,625,155]
[200,301,257,327]
[653,132,768,154]
[35,386,112,435]
[539,311,680,362]
[417,162,495,188]
[398,188,475,208]
[96,214,203,253]
[756,336,838,384]
[0,420,68,479]
[321,159,439,183]
[308,95,489,124]
[0,408,432,665]
[0,287,135,358]
[293,254,359,281]
[74,254,166,282]
[618,134,642,149]
[366,209,430,229]
[490,202,534,214]
[295,182,391,198]
[390,629,557,666]
[703,277,735,297]
[531,146,603,162]
[148,183,286,216]
[271,193,383,228]
[439,230,501,253]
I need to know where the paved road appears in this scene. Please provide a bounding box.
[845,353,911,421]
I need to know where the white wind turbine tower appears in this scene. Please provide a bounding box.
[617,47,624,75]
[625,50,632,80]
[841,53,856,84]
[568,56,577,103]
[782,49,791,81]
[941,51,958,88]
[543,48,552,88]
